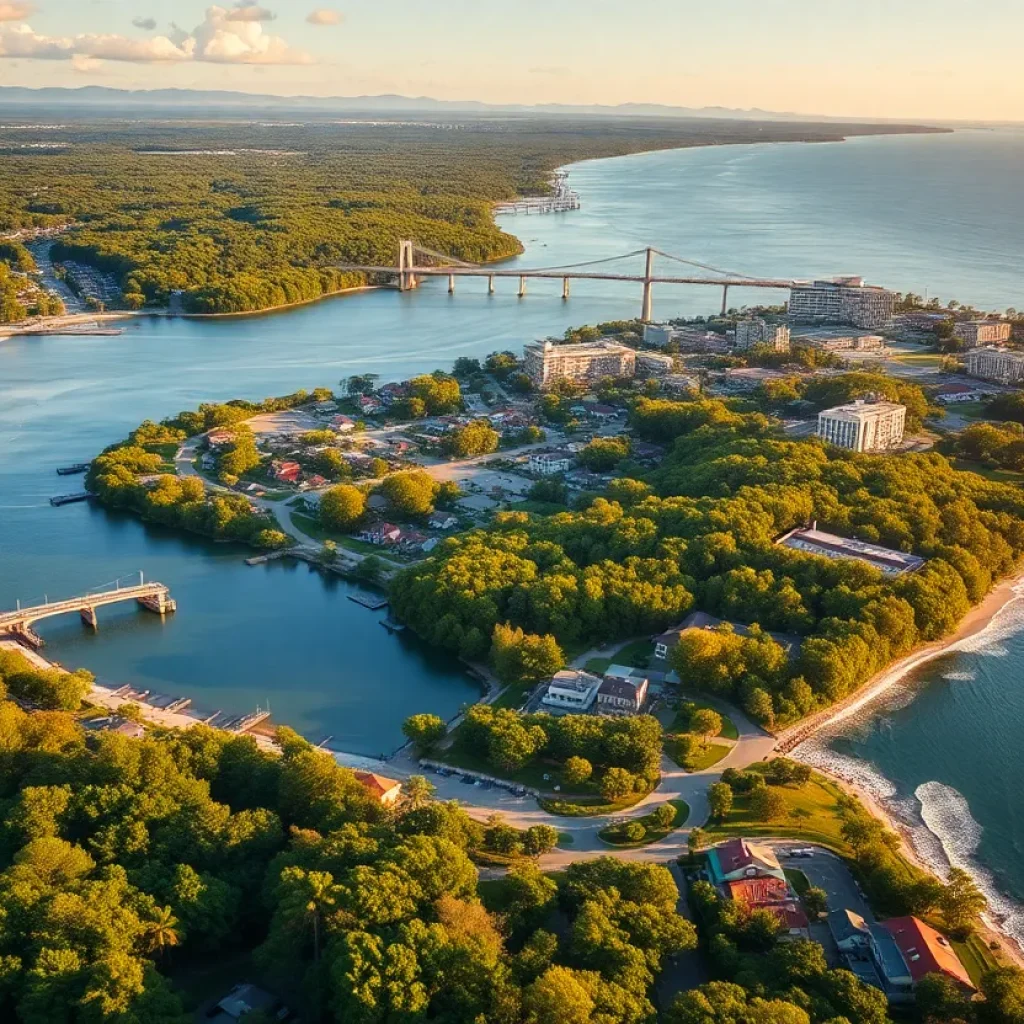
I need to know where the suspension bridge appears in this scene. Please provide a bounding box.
[337,241,797,321]
[0,572,176,649]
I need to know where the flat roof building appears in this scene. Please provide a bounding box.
[956,319,1012,349]
[524,339,636,388]
[777,522,925,576]
[964,346,1024,383]
[817,399,906,452]
[635,351,676,378]
[541,669,602,712]
[734,318,791,353]
[789,277,896,330]
[793,328,885,352]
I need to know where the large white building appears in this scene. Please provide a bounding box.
[541,670,602,712]
[964,346,1024,383]
[817,399,906,452]
[789,277,896,330]
[956,320,1012,349]
[734,318,791,352]
[523,339,636,388]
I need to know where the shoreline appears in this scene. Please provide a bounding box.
[783,571,1024,964]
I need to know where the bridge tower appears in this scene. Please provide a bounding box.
[641,248,655,323]
[398,240,417,292]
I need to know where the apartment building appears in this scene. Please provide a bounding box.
[523,339,636,388]
[964,346,1024,383]
[956,320,1012,349]
[733,318,791,352]
[817,399,906,452]
[789,277,896,329]
[635,351,675,378]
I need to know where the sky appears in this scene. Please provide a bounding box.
[0,0,1021,121]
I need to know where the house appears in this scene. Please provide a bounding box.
[271,460,301,484]
[85,716,145,740]
[541,669,602,712]
[587,404,621,421]
[727,877,791,906]
[828,909,915,1000]
[360,522,402,546]
[429,513,458,531]
[829,908,873,954]
[882,916,976,993]
[707,838,786,884]
[760,903,811,939]
[357,395,383,414]
[305,474,329,489]
[208,984,283,1024]
[354,771,403,806]
[529,451,573,476]
[597,666,649,713]
[378,382,408,405]
[332,414,357,432]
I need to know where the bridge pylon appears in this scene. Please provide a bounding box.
[641,247,655,323]
[398,240,417,292]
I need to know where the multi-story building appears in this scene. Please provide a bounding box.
[817,399,906,452]
[523,339,636,388]
[733,318,791,352]
[541,670,602,712]
[635,351,675,378]
[964,346,1024,382]
[956,319,1012,349]
[792,328,885,351]
[789,277,896,329]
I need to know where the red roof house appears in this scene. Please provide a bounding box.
[271,460,301,484]
[882,917,976,992]
[726,877,791,906]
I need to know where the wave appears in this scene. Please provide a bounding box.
[941,670,977,682]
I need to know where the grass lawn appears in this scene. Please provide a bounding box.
[671,698,740,740]
[491,682,537,710]
[611,638,656,668]
[669,740,732,772]
[952,932,1005,987]
[702,771,852,855]
[598,799,690,848]
[784,868,811,897]
[946,400,990,419]
[585,657,612,675]
[291,513,412,561]
[540,790,651,818]
[889,352,943,366]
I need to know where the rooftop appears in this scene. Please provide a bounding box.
[726,877,790,906]
[820,399,905,418]
[777,524,925,576]
[882,916,975,991]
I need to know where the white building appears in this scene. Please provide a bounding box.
[541,670,602,712]
[789,277,896,330]
[793,329,885,352]
[734,318,791,352]
[817,399,906,452]
[529,452,574,476]
[635,351,676,378]
[964,346,1024,383]
[956,320,1012,349]
[523,339,636,388]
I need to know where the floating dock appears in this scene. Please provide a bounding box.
[347,593,389,611]
[56,463,90,476]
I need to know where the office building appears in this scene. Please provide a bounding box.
[523,339,636,388]
[734,318,791,352]
[964,346,1024,383]
[956,319,1012,349]
[789,277,896,329]
[817,399,905,452]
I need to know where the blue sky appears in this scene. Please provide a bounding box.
[0,1,1020,119]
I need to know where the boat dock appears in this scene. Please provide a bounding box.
[50,492,93,507]
[348,592,388,611]
[56,462,91,476]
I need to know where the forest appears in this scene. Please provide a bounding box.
[0,114,937,315]
[390,393,1024,729]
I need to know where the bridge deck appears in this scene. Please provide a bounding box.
[0,583,171,629]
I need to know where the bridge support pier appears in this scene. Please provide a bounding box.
[518,276,527,298]
[641,247,655,323]
[138,592,176,616]
[398,240,417,292]
[448,273,455,295]
[721,284,730,316]
[80,606,98,630]
[562,277,570,300]
[488,275,495,295]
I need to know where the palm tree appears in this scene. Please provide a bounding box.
[142,906,181,958]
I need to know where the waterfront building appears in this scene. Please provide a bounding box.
[635,351,676,377]
[707,838,786,884]
[541,669,602,712]
[354,771,403,806]
[817,399,906,452]
[882,917,976,994]
[733,318,791,352]
[596,665,649,714]
[793,328,885,351]
[523,339,636,388]
[789,277,896,329]
[777,522,925,576]
[956,319,1012,349]
[964,346,1024,383]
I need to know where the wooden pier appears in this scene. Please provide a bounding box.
[56,463,90,476]
[50,492,93,507]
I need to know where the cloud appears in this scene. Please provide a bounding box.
[306,8,342,25]
[0,3,32,22]
[132,17,158,31]
[227,2,276,22]
[0,7,313,64]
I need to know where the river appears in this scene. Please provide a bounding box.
[2,128,1023,780]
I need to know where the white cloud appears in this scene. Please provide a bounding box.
[227,2,276,22]
[0,3,32,22]
[0,7,312,65]
[132,17,158,31]
[306,8,342,26]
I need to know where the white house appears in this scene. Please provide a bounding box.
[541,670,602,712]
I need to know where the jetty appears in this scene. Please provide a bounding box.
[347,592,388,611]
[56,463,90,476]
[50,492,93,507]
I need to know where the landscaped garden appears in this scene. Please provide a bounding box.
[598,800,689,848]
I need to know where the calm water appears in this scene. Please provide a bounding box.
[2,128,1024,765]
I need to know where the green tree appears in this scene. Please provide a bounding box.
[941,866,987,936]
[319,483,365,531]
[401,713,447,751]
[600,767,635,802]
[491,623,564,687]
[563,756,593,786]
[690,707,723,749]
[750,786,787,822]
[380,470,438,517]
[708,782,733,821]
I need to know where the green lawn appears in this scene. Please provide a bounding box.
[611,639,656,669]
[784,868,811,897]
[702,772,853,855]
[669,740,732,772]
[952,932,1005,987]
[291,513,412,561]
[671,698,740,740]
[584,657,612,675]
[598,799,689,848]
[539,790,652,818]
